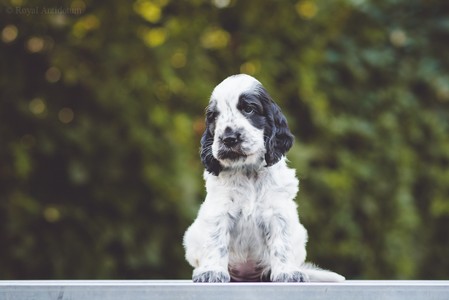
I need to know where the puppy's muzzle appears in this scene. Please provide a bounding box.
[220,127,242,148]
[217,127,247,160]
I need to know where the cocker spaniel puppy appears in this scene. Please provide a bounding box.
[183,74,345,283]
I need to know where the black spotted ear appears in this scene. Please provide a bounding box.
[200,103,222,176]
[259,88,294,166]
[200,129,222,176]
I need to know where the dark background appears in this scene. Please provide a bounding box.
[1,0,449,280]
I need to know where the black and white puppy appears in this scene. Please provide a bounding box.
[183,74,344,282]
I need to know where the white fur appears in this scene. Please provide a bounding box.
[183,74,345,283]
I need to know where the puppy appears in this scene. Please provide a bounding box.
[183,74,344,282]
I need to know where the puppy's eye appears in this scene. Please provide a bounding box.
[242,105,254,115]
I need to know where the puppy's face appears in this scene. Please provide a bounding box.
[208,75,266,168]
[201,74,294,176]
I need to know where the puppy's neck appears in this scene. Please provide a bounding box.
[204,157,290,184]
[221,164,264,179]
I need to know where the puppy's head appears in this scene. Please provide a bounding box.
[200,74,294,176]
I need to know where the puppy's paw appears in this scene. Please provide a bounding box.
[192,267,230,283]
[271,270,310,282]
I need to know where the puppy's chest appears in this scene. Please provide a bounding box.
[227,191,267,267]
[229,210,264,245]
[227,176,268,219]
[226,178,268,244]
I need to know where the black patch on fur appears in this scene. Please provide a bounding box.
[217,148,246,160]
[200,100,222,176]
[274,250,288,264]
[254,85,294,166]
[237,92,266,130]
[193,270,230,283]
[262,270,272,282]
[272,271,306,282]
[219,246,228,258]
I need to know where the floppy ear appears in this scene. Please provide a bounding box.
[262,93,294,166]
[200,119,222,176]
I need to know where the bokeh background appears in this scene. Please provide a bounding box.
[1,0,449,280]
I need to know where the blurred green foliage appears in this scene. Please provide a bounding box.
[1,0,449,280]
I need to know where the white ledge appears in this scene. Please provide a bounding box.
[1,280,449,300]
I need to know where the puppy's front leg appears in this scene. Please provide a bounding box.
[185,213,231,283]
[264,213,308,282]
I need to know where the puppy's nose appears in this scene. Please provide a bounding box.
[222,127,241,147]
